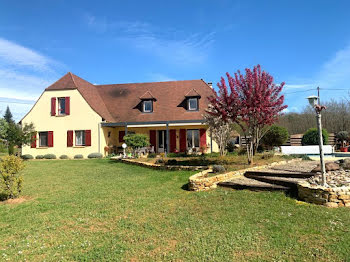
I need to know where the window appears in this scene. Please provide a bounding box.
[188,98,198,111]
[58,98,66,115]
[187,129,199,148]
[143,100,153,113]
[75,130,86,146]
[39,132,48,147]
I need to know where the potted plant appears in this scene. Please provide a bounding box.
[336,131,349,152]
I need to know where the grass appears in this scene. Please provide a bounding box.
[0,159,349,261]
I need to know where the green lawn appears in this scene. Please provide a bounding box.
[0,159,349,261]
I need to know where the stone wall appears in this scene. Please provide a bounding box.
[297,182,350,208]
[189,159,302,191]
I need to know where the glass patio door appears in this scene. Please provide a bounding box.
[157,130,167,153]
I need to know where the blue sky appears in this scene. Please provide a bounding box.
[1,0,350,121]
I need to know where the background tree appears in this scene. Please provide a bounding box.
[209,64,287,164]
[6,123,35,155]
[4,106,14,124]
[204,105,235,156]
[261,125,289,150]
[0,118,8,140]
[302,128,329,145]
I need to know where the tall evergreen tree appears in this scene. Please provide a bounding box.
[4,106,14,123]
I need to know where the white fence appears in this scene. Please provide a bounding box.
[281,145,334,155]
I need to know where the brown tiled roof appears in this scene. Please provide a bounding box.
[139,91,156,100]
[185,88,201,97]
[44,73,215,123]
[45,73,114,121]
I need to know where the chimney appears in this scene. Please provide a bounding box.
[207,82,213,89]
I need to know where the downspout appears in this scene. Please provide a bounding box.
[98,122,101,154]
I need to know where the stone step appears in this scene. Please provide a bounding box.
[245,170,314,178]
[245,175,306,191]
[218,177,290,191]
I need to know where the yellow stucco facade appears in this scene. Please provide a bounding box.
[21,89,220,158]
[21,89,107,158]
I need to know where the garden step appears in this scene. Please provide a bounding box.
[218,177,290,191]
[244,170,314,178]
[244,175,306,191]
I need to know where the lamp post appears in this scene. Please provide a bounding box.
[307,95,327,186]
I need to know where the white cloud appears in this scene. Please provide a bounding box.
[147,73,176,82]
[84,13,214,66]
[0,38,64,121]
[0,38,59,72]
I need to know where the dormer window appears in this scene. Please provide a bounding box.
[188,98,198,111]
[143,100,153,113]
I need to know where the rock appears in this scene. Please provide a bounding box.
[311,162,340,173]
[324,202,339,208]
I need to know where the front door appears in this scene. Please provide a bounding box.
[157,130,167,153]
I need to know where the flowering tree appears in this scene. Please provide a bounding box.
[204,105,234,156]
[208,65,287,164]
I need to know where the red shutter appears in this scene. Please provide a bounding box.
[65,97,70,115]
[119,131,125,142]
[51,97,56,116]
[48,131,54,147]
[170,130,177,153]
[85,130,91,146]
[200,129,207,148]
[67,130,73,147]
[150,130,156,152]
[179,129,187,152]
[31,132,37,148]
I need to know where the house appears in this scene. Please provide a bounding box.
[20,73,220,158]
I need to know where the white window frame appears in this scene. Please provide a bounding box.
[75,130,86,146]
[143,100,153,113]
[188,98,198,111]
[57,97,66,115]
[39,132,48,147]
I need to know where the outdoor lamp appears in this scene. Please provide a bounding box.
[307,95,318,107]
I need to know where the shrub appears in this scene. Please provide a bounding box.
[59,155,69,159]
[123,134,150,156]
[44,154,56,159]
[212,165,226,173]
[88,153,103,159]
[261,125,289,149]
[74,154,84,159]
[167,159,177,165]
[147,153,157,158]
[155,158,165,164]
[336,131,349,141]
[261,151,274,159]
[302,128,328,145]
[35,155,44,159]
[226,138,237,153]
[237,147,247,155]
[21,154,33,160]
[0,155,24,200]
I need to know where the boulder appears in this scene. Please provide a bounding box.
[311,162,340,173]
[340,158,350,170]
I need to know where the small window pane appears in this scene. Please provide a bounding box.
[75,131,85,146]
[188,98,198,110]
[187,130,193,148]
[193,130,199,147]
[39,132,48,147]
[143,100,152,112]
[58,98,66,115]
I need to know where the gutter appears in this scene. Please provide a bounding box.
[101,119,206,127]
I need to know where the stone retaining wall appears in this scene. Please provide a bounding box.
[189,159,302,191]
[118,158,206,171]
[297,182,350,208]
